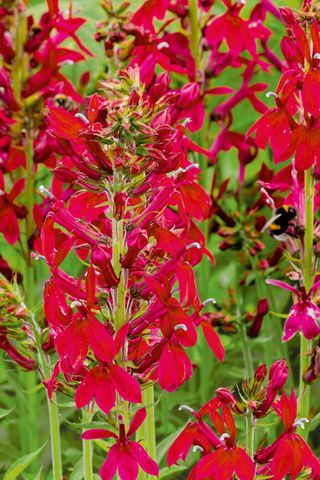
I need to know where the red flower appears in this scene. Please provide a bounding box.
[75,363,141,416]
[0,172,26,245]
[255,389,320,479]
[196,405,255,480]
[82,408,159,480]
[205,0,258,58]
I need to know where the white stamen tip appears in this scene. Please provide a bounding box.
[182,117,192,126]
[203,297,216,306]
[31,253,45,261]
[70,300,82,308]
[157,42,169,50]
[186,242,201,250]
[0,189,4,196]
[220,433,230,441]
[293,418,309,429]
[39,185,54,199]
[265,91,278,98]
[75,113,89,124]
[192,445,204,453]
[174,323,188,332]
[178,405,194,413]
[314,53,320,59]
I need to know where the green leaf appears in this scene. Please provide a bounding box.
[309,412,320,432]
[156,424,188,464]
[159,465,188,479]
[70,458,83,480]
[3,443,47,480]
[0,405,15,420]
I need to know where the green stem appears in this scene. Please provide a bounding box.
[47,393,63,480]
[112,216,130,429]
[137,385,157,480]
[298,168,314,440]
[25,128,63,476]
[240,323,254,378]
[28,306,63,478]
[82,409,94,480]
[188,0,201,76]
[245,410,255,459]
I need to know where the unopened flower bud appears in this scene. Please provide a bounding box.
[254,364,267,383]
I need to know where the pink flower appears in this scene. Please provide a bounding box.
[82,408,159,480]
[266,279,320,341]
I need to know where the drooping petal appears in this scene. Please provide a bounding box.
[200,320,224,362]
[158,343,192,392]
[86,316,116,362]
[234,447,255,480]
[167,423,198,466]
[282,304,302,342]
[271,437,291,480]
[129,441,159,476]
[74,368,97,409]
[100,445,119,480]
[117,446,139,480]
[109,364,142,404]
[95,375,116,416]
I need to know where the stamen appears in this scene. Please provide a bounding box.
[31,253,46,261]
[203,297,216,306]
[293,418,309,429]
[178,405,194,413]
[314,53,320,60]
[39,185,54,199]
[174,324,188,332]
[220,433,230,441]
[265,91,278,98]
[75,113,89,124]
[192,445,203,453]
[157,42,169,50]
[186,242,201,250]
[182,117,192,126]
[70,300,82,308]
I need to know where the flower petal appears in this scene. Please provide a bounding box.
[100,445,119,480]
[129,441,159,476]
[109,364,142,404]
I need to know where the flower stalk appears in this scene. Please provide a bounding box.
[299,168,315,439]
[82,409,94,480]
[189,0,201,76]
[246,410,255,460]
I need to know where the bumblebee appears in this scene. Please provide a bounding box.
[262,205,297,237]
[53,94,75,110]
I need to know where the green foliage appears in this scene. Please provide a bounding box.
[3,443,47,480]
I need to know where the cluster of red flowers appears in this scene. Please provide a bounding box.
[41,67,225,477]
[167,360,320,479]
[0,0,91,367]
